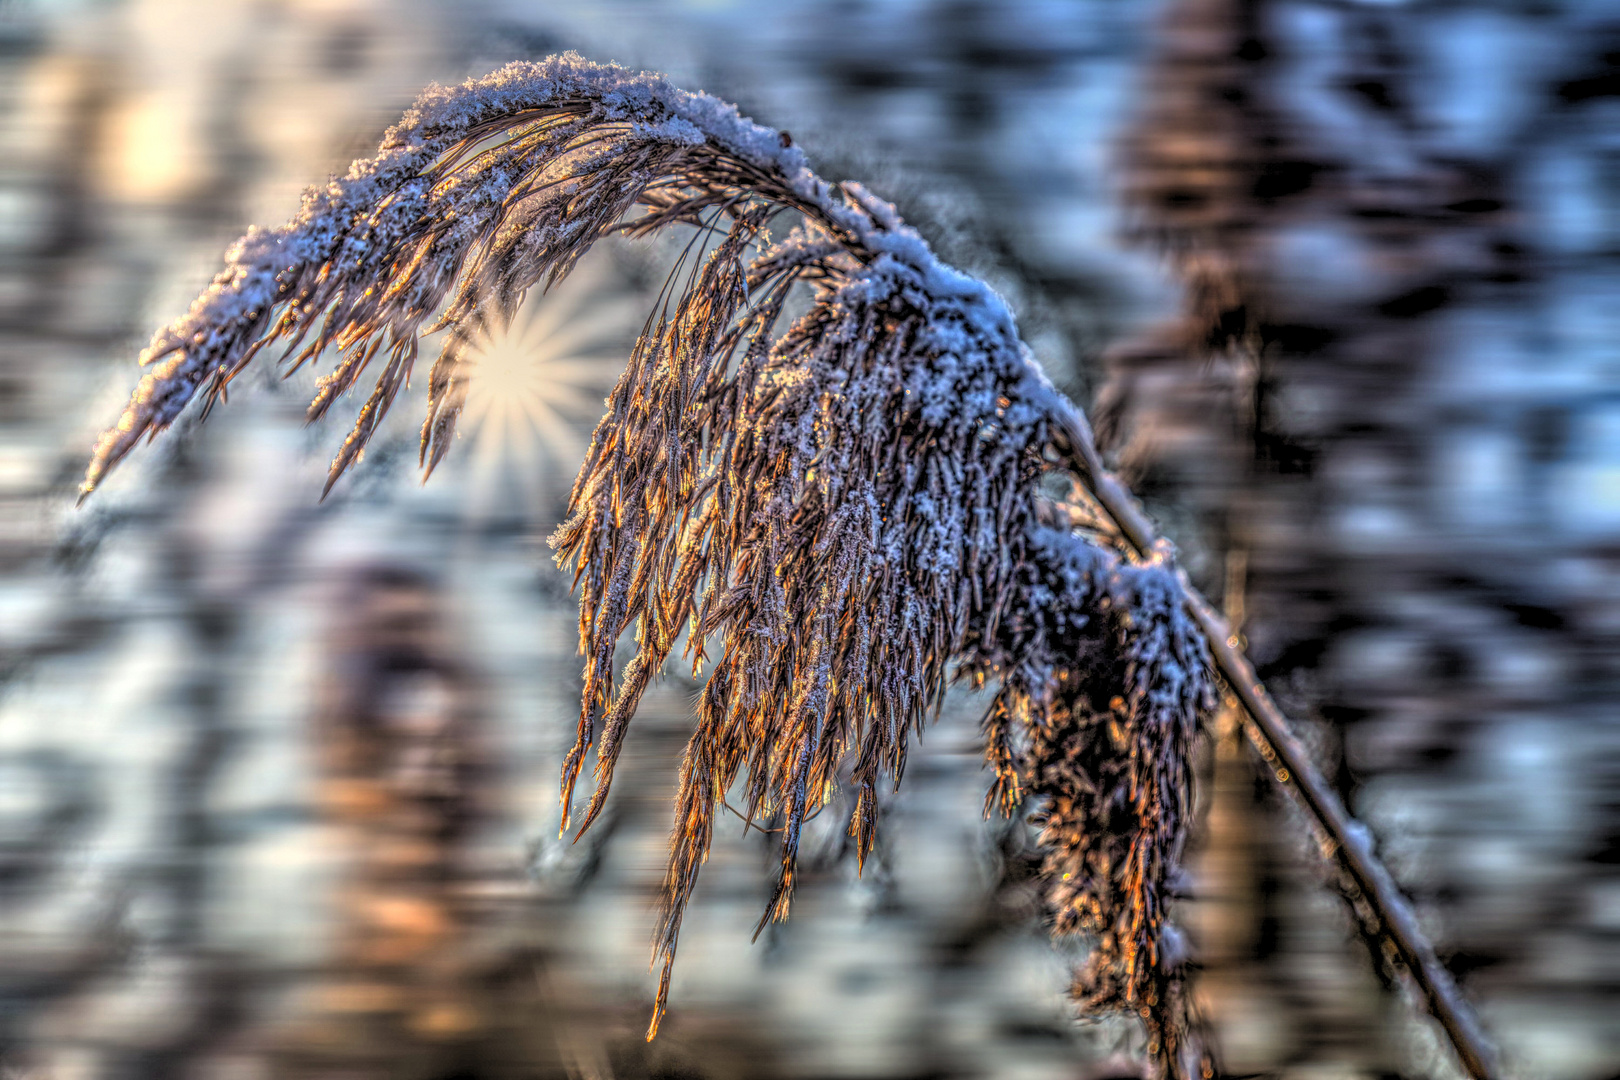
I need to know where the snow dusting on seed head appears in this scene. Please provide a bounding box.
[82,55,1215,1077]
[82,53,838,499]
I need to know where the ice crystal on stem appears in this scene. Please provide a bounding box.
[82,55,1217,1078]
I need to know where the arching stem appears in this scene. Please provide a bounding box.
[1051,405,1499,1080]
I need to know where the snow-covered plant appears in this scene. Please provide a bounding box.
[80,54,1216,1076]
[79,54,1490,1080]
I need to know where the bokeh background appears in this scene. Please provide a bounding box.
[0,1,1616,1078]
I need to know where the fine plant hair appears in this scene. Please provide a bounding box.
[80,54,1495,1080]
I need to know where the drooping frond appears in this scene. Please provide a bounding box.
[81,54,838,498]
[563,209,1096,1031]
[959,524,1218,1078]
[81,55,1217,1078]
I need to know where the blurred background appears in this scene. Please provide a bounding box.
[0,0,1615,1078]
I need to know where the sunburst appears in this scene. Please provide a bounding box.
[454,254,639,525]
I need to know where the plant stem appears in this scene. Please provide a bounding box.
[1052,406,1499,1080]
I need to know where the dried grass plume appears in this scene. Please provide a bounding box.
[82,55,1218,1079]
